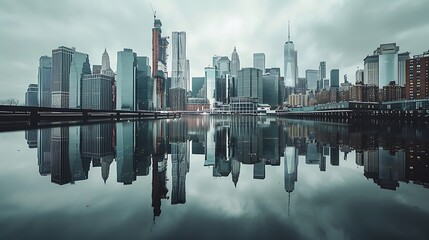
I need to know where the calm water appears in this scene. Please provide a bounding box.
[1,116,428,240]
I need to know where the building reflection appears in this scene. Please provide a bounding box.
[29,116,429,219]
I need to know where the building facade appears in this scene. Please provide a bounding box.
[52,46,75,108]
[237,68,263,103]
[38,56,52,107]
[262,74,279,107]
[305,69,319,92]
[253,53,265,73]
[230,47,241,78]
[25,84,38,106]
[116,48,137,110]
[82,74,114,110]
[406,51,429,99]
[69,51,91,108]
[330,69,339,88]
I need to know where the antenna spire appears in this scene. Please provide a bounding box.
[288,20,291,42]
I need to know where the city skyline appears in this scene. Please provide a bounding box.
[1,0,429,102]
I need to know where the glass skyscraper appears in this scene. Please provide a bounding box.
[82,74,114,110]
[253,53,265,73]
[38,56,52,107]
[330,69,339,88]
[52,46,74,108]
[262,74,279,107]
[377,43,399,88]
[116,48,137,110]
[284,22,298,88]
[305,69,319,91]
[136,56,153,110]
[69,51,91,108]
[205,67,216,110]
[237,68,263,103]
[171,31,187,90]
[25,84,38,106]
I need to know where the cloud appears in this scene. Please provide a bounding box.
[0,0,428,102]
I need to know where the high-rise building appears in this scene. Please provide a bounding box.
[253,53,265,73]
[284,22,298,87]
[406,51,429,99]
[52,46,75,108]
[305,69,319,91]
[38,56,52,107]
[355,69,364,83]
[69,51,91,108]
[170,31,187,111]
[136,56,153,110]
[82,74,114,110]
[101,49,115,77]
[205,67,216,109]
[25,84,38,106]
[230,47,240,78]
[213,56,231,77]
[92,65,102,74]
[171,31,187,90]
[186,59,190,92]
[330,69,339,88]
[116,48,137,110]
[364,43,409,88]
[376,43,399,88]
[192,77,205,98]
[398,52,410,86]
[152,17,169,110]
[319,61,326,80]
[237,68,263,103]
[262,74,279,107]
[364,55,378,85]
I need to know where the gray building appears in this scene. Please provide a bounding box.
[205,67,216,109]
[230,47,240,78]
[192,77,205,98]
[82,74,114,110]
[25,84,38,106]
[253,53,265,73]
[330,69,339,88]
[262,74,279,107]
[237,68,263,103]
[38,56,52,107]
[213,56,231,78]
[398,52,410,86]
[92,65,102,74]
[101,49,114,77]
[284,23,298,87]
[52,46,75,108]
[171,31,187,90]
[305,69,319,91]
[116,48,137,110]
[136,56,153,110]
[364,55,378,85]
[69,51,91,108]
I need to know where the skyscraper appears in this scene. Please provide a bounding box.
[253,53,265,73]
[305,69,319,91]
[230,47,240,78]
[237,68,263,103]
[171,31,187,90]
[69,51,91,108]
[38,56,52,107]
[82,74,114,110]
[136,56,153,110]
[284,22,298,87]
[101,49,115,77]
[170,31,187,111]
[152,17,169,110]
[406,51,429,99]
[52,46,74,108]
[116,48,137,110]
[262,74,279,107]
[25,84,38,106]
[192,77,205,98]
[376,43,399,88]
[330,69,339,88]
[398,52,410,86]
[355,69,364,83]
[205,67,216,109]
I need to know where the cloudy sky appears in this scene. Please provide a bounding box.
[1,0,428,103]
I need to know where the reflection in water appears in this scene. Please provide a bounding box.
[32,117,429,217]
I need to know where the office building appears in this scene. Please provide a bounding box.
[152,17,169,110]
[82,74,114,110]
[319,61,326,90]
[231,47,240,78]
[284,22,298,87]
[69,51,91,108]
[136,56,153,110]
[213,56,231,77]
[262,74,279,107]
[237,68,263,103]
[52,46,75,108]
[205,67,216,109]
[92,65,102,74]
[364,55,378,85]
[305,69,319,92]
[101,49,115,77]
[116,48,137,110]
[192,77,205,97]
[253,53,265,73]
[376,43,399,88]
[171,31,187,90]
[406,51,429,99]
[398,52,410,86]
[38,56,52,107]
[25,84,38,106]
[330,69,339,88]
[355,69,364,83]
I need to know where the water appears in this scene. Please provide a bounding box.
[1,116,428,240]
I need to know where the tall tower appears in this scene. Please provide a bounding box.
[69,51,91,109]
[284,21,298,88]
[171,32,187,90]
[52,46,75,108]
[101,49,114,77]
[152,15,169,110]
[116,48,137,110]
[230,47,240,78]
[38,56,52,107]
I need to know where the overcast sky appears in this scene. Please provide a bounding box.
[1,0,428,103]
